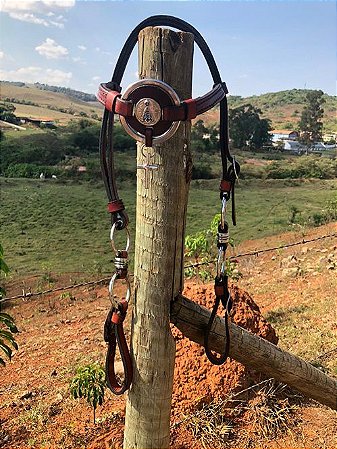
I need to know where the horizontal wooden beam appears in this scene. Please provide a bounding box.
[171,294,337,410]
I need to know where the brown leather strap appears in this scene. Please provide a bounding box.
[97,82,226,121]
[98,84,133,116]
[204,274,231,365]
[163,83,226,121]
[104,301,133,395]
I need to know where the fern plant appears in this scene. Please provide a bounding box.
[70,362,106,424]
[0,243,19,367]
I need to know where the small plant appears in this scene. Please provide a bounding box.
[39,264,57,289]
[59,292,76,301]
[185,213,239,282]
[70,362,106,424]
[288,205,302,225]
[0,243,19,367]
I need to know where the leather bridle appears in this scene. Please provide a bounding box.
[98,15,240,394]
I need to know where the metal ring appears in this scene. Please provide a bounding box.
[217,248,225,277]
[109,273,131,304]
[119,79,181,145]
[141,144,156,158]
[233,156,239,180]
[110,222,130,253]
[221,197,227,229]
[226,292,231,314]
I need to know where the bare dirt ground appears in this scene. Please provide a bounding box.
[0,222,336,448]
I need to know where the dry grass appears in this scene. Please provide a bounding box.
[184,400,233,449]
[238,380,299,440]
[173,379,300,449]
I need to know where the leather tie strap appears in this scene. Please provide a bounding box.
[204,274,232,365]
[104,301,133,395]
[99,15,240,231]
[98,15,241,382]
[97,82,227,122]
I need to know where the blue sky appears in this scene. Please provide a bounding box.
[0,0,336,98]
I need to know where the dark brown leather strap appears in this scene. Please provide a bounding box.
[97,82,227,122]
[104,301,133,395]
[204,274,231,365]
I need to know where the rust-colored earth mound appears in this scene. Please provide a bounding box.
[171,282,278,417]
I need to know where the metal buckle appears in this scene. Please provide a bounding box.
[119,79,180,145]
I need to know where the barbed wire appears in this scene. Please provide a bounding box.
[1,232,336,304]
[184,232,336,269]
[0,277,111,304]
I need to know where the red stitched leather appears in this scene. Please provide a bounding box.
[220,180,232,193]
[115,98,133,116]
[97,82,226,121]
[107,200,125,213]
[105,91,121,112]
[184,98,197,120]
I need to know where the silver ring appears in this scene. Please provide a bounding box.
[110,222,130,253]
[108,273,131,304]
[221,197,227,228]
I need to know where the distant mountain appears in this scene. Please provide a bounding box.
[0,81,102,125]
[1,81,336,132]
[34,83,97,102]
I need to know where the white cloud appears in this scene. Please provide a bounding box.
[78,45,86,51]
[92,76,100,81]
[7,12,50,26]
[0,0,75,28]
[35,38,68,59]
[0,1,75,13]
[49,20,64,29]
[0,51,4,59]
[0,66,72,86]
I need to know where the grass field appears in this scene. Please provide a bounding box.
[1,177,336,278]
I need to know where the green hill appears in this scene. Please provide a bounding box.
[204,89,337,133]
[229,89,337,133]
[1,81,336,133]
[0,81,103,125]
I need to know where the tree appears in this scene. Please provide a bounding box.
[229,104,272,150]
[0,103,19,125]
[191,119,219,154]
[299,90,325,145]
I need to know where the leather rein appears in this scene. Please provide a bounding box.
[98,15,240,394]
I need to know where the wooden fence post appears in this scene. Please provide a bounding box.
[171,294,337,410]
[123,27,194,448]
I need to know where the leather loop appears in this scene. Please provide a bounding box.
[104,303,133,395]
[105,91,121,112]
[204,275,231,365]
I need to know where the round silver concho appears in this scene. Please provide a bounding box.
[119,79,181,145]
[134,98,161,126]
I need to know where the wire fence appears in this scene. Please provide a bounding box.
[1,232,336,304]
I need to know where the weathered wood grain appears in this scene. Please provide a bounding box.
[123,27,194,449]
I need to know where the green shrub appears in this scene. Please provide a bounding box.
[0,244,19,367]
[192,162,216,179]
[266,156,337,179]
